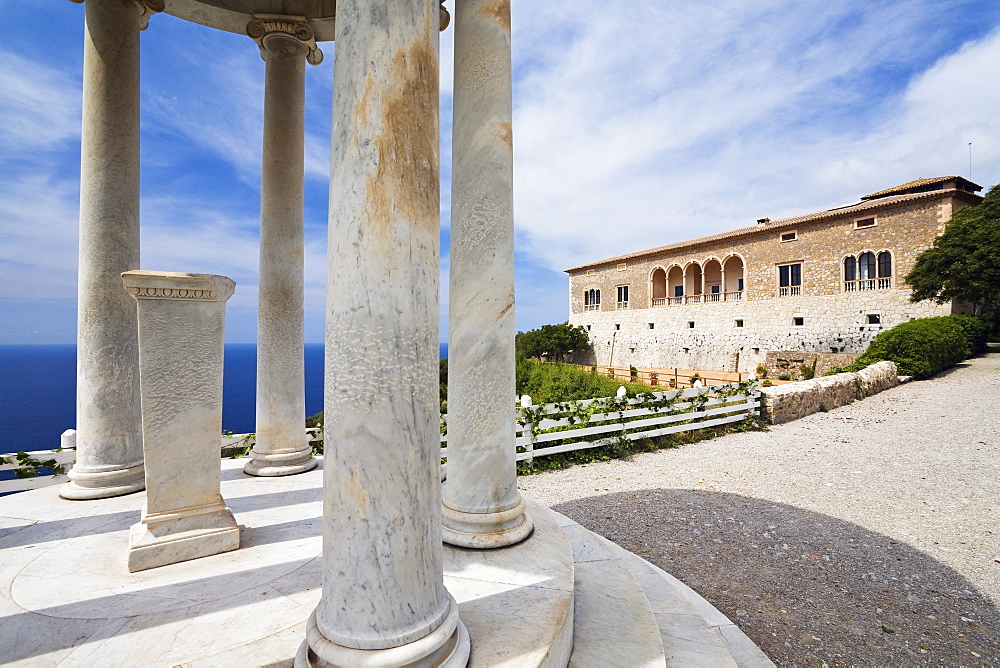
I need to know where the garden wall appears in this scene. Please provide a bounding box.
[759,360,899,424]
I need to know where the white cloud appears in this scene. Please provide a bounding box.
[141,20,333,186]
[2,1,997,342]
[509,1,1000,283]
[0,172,79,301]
[0,50,81,154]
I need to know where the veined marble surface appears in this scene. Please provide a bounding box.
[0,459,574,667]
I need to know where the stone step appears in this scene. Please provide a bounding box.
[559,518,666,668]
[552,511,773,668]
[620,552,773,668]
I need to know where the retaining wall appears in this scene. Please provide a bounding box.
[759,360,898,424]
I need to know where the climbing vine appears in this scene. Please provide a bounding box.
[0,450,68,479]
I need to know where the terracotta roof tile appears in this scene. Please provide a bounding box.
[861,176,960,200]
[564,188,979,273]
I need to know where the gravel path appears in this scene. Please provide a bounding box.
[518,346,1000,666]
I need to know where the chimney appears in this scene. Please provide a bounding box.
[756,217,770,225]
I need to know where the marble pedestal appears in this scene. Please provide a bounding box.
[123,271,240,572]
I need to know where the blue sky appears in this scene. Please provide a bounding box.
[2,0,998,344]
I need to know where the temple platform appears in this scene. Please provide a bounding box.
[0,459,770,667]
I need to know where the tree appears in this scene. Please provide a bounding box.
[516,323,592,362]
[906,184,1000,319]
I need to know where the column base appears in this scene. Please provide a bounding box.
[127,501,240,572]
[441,496,533,549]
[243,447,318,477]
[295,596,470,668]
[60,460,145,500]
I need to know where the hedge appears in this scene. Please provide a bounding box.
[826,314,985,380]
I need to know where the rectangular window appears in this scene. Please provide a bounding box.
[792,317,804,326]
[648,323,655,329]
[737,278,744,292]
[616,285,629,309]
[614,324,621,331]
[587,269,595,275]
[867,314,881,325]
[780,231,798,242]
[617,263,628,271]
[710,284,720,294]
[735,319,744,328]
[687,321,695,329]
[673,285,684,297]
[586,325,591,331]
[778,263,802,296]
[854,217,877,229]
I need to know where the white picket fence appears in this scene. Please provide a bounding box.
[441,383,759,470]
[0,428,325,495]
[1,384,759,494]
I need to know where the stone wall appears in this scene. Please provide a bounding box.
[567,290,952,372]
[763,351,858,380]
[759,360,898,424]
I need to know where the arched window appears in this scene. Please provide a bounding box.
[584,288,600,311]
[858,252,876,281]
[844,256,856,282]
[651,268,667,306]
[877,251,892,278]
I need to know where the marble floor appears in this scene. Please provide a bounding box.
[0,459,574,667]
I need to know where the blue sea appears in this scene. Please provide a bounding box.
[0,343,448,455]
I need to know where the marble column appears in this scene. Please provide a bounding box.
[62,0,148,500]
[244,18,322,477]
[295,1,469,666]
[122,271,240,572]
[441,0,532,549]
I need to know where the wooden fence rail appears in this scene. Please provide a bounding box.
[440,382,760,471]
[3,384,759,494]
[0,428,325,495]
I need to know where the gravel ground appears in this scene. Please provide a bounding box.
[517,346,1000,666]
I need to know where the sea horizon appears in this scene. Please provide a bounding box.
[0,342,449,455]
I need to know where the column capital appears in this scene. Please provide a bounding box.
[439,1,451,31]
[247,15,323,66]
[68,0,164,30]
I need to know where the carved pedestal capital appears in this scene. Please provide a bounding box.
[247,15,323,66]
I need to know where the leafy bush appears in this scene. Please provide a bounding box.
[515,358,653,404]
[833,316,970,379]
[949,314,989,355]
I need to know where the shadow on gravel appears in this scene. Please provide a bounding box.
[553,489,999,666]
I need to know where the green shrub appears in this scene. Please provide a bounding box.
[515,359,653,404]
[849,316,970,379]
[948,314,989,355]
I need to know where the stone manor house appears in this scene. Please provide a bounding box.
[566,177,983,373]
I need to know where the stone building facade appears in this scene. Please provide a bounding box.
[566,177,983,372]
